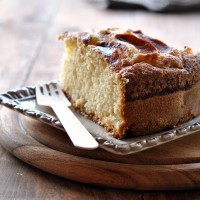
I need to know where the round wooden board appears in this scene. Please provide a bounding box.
[1,107,200,190]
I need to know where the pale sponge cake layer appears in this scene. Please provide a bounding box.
[60,39,127,137]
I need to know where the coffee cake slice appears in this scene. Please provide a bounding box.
[58,28,200,138]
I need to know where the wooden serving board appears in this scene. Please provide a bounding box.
[1,106,200,190]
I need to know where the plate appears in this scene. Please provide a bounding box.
[1,81,200,155]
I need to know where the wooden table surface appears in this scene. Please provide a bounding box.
[1,0,200,199]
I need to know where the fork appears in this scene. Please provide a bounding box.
[36,83,99,150]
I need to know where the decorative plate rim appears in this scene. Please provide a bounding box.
[1,81,200,155]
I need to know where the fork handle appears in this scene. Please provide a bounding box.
[51,103,99,149]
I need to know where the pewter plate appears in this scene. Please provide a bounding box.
[1,81,200,155]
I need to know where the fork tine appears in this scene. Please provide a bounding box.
[49,84,57,95]
[53,82,61,94]
[36,85,44,105]
[43,84,50,96]
[36,85,41,96]
[53,83,72,106]
[36,84,50,106]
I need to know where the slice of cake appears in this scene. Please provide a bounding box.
[58,28,200,138]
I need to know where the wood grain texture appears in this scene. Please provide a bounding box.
[1,0,200,198]
[1,106,200,191]
[0,0,61,92]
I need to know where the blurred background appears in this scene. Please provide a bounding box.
[0,0,200,89]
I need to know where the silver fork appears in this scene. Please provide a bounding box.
[36,83,99,150]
